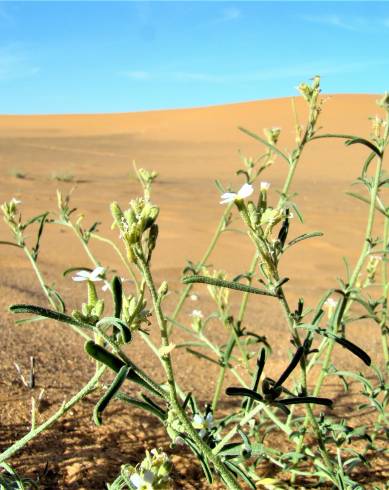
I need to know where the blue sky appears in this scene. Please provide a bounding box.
[1,1,389,114]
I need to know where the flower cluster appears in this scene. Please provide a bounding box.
[219,182,291,284]
[111,198,159,262]
[1,198,22,241]
[122,291,151,332]
[264,127,281,145]
[128,449,172,490]
[192,412,215,439]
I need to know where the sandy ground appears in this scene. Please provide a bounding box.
[0,94,388,488]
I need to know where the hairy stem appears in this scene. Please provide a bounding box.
[138,254,242,490]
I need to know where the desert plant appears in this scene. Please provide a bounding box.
[51,170,75,182]
[9,169,27,179]
[1,77,388,489]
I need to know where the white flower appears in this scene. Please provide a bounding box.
[193,413,215,438]
[130,470,155,490]
[72,266,105,282]
[190,294,199,301]
[260,181,271,191]
[371,255,382,261]
[190,309,203,319]
[220,183,253,204]
[324,298,337,309]
[11,198,21,205]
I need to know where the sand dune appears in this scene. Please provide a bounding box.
[0,94,382,289]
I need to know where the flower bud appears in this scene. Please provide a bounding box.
[264,127,281,145]
[158,280,169,297]
[110,201,124,229]
[378,92,389,111]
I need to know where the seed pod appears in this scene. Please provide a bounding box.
[277,213,289,248]
[147,223,159,259]
[93,365,130,426]
[111,276,123,319]
[84,341,164,398]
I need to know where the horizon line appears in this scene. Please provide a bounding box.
[0,92,381,118]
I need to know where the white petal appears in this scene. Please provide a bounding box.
[72,276,88,282]
[130,473,144,488]
[237,183,254,199]
[75,270,91,278]
[101,282,109,292]
[260,181,271,191]
[191,309,203,318]
[143,470,155,484]
[206,413,214,424]
[90,266,105,281]
[193,414,204,427]
[219,192,237,204]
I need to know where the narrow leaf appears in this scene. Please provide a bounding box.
[31,212,48,260]
[297,325,371,366]
[345,138,382,158]
[224,460,256,489]
[186,348,220,365]
[279,396,333,407]
[346,192,388,217]
[182,275,277,297]
[286,231,323,249]
[96,317,132,344]
[10,304,92,330]
[115,391,166,421]
[253,348,266,392]
[362,152,377,178]
[238,126,290,165]
[274,347,304,388]
[63,266,92,277]
[22,212,50,229]
[226,387,264,403]
[0,241,22,248]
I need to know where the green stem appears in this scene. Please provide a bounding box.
[0,365,106,464]
[139,331,187,401]
[212,335,235,412]
[138,254,242,490]
[380,218,389,367]
[348,156,384,289]
[69,222,100,268]
[23,247,58,310]
[237,255,259,324]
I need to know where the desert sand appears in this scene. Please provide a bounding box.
[0,94,387,488]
